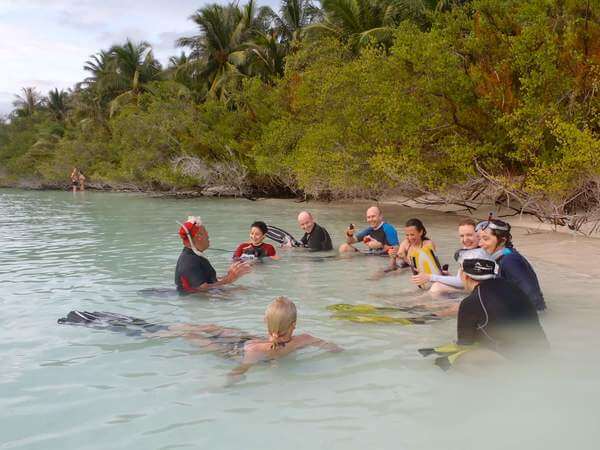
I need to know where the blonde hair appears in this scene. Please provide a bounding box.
[265,297,297,350]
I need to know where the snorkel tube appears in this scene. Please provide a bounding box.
[177,216,205,257]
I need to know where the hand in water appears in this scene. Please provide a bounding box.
[411,273,431,285]
[227,261,252,281]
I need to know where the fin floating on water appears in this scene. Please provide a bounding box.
[58,310,167,336]
[418,343,476,371]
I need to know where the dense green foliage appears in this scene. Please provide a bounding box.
[1,0,598,208]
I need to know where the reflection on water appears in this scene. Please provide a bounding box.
[1,189,599,450]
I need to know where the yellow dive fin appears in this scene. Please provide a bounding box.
[418,342,477,370]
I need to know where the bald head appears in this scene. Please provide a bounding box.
[366,206,383,228]
[298,211,315,233]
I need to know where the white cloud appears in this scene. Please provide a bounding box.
[0,0,279,116]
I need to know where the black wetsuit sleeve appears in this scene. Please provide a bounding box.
[456,293,481,345]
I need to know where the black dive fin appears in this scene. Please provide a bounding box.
[266,225,301,246]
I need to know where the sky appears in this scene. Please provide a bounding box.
[0,0,278,117]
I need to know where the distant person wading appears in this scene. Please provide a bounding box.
[70,167,85,192]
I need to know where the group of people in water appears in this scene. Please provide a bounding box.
[60,205,549,382]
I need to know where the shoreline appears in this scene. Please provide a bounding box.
[3,183,599,276]
[2,181,598,237]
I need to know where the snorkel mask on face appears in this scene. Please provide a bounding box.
[177,216,204,257]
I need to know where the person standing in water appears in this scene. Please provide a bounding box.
[339,206,399,255]
[70,167,85,192]
[477,218,547,311]
[297,211,333,251]
[175,216,251,293]
[233,221,277,260]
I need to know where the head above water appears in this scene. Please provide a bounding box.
[458,218,479,249]
[179,216,209,253]
[250,221,268,245]
[265,297,297,349]
[297,211,315,233]
[478,219,513,254]
[366,206,383,228]
[460,258,499,291]
[404,218,427,245]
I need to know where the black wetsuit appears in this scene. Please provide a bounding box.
[496,248,546,311]
[174,247,217,293]
[457,278,548,357]
[300,223,333,251]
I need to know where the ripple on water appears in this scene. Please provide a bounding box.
[1,190,600,450]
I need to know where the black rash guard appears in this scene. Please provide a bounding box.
[300,223,333,251]
[175,247,218,293]
[457,278,548,357]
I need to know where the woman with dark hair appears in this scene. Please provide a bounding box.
[233,221,277,260]
[477,219,546,311]
[396,218,438,267]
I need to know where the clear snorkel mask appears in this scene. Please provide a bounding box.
[177,216,204,257]
[475,213,511,233]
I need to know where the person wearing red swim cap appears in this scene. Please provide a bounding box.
[175,216,251,293]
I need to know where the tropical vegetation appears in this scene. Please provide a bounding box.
[1,0,599,226]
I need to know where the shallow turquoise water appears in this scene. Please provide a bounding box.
[1,189,599,450]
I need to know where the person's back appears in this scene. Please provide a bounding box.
[497,248,546,311]
[175,247,217,292]
[457,277,548,356]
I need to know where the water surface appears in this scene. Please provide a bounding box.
[1,189,599,450]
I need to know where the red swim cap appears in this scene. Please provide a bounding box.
[179,220,201,242]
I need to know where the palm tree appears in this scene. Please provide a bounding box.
[82,50,117,91]
[12,87,43,117]
[267,0,322,47]
[80,41,162,116]
[305,0,433,50]
[108,40,163,115]
[246,31,288,80]
[176,0,273,100]
[46,89,69,121]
